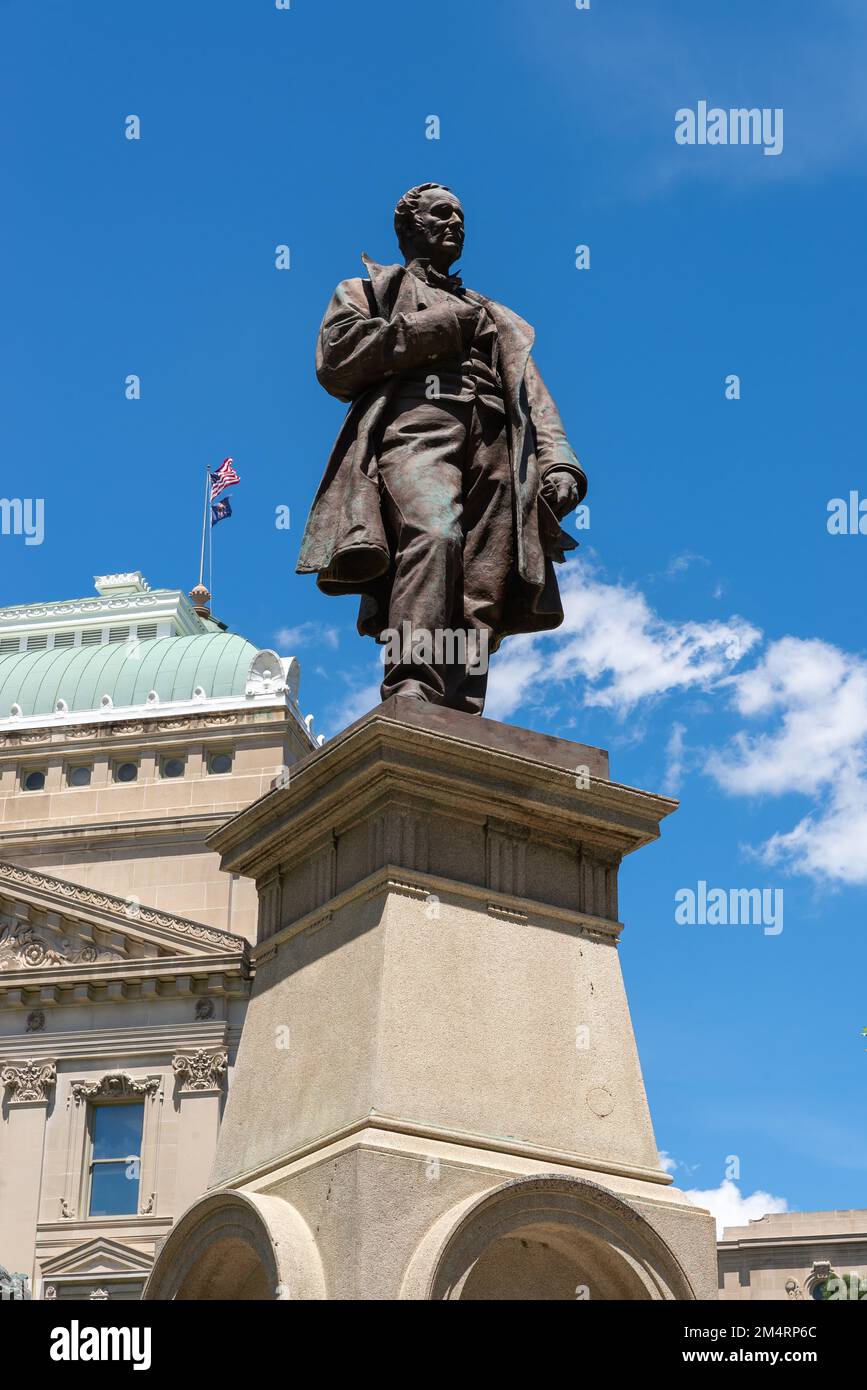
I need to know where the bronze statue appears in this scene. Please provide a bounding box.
[297,183,586,713]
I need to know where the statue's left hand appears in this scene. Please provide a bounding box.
[541,469,581,520]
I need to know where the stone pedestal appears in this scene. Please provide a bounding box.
[145,699,717,1301]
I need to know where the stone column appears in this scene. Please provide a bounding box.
[0,1059,56,1281]
[146,699,717,1301]
[170,1050,227,1215]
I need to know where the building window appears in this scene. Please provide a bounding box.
[114,761,138,784]
[208,751,233,776]
[22,768,47,792]
[68,765,92,788]
[161,756,185,779]
[87,1104,144,1217]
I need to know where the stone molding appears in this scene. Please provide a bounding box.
[253,865,623,963]
[172,1049,228,1094]
[1,1058,57,1103]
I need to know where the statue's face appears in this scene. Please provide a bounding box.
[409,188,465,270]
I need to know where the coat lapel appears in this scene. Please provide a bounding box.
[466,294,535,412]
[361,254,409,320]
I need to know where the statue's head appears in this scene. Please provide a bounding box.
[394,183,465,271]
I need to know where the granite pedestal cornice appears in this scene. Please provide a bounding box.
[210,698,677,938]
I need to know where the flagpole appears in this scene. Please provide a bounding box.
[198,466,210,588]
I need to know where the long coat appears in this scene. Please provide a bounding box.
[296,255,586,643]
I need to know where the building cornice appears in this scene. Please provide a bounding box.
[0,588,201,636]
[0,1021,242,1062]
[0,957,250,1009]
[0,691,314,743]
[719,1229,867,1253]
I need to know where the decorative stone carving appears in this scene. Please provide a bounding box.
[0,920,121,972]
[195,998,215,1021]
[60,1199,75,1219]
[4,592,157,623]
[245,651,300,701]
[0,862,248,955]
[25,1009,46,1032]
[1,1059,56,1103]
[172,1049,227,1093]
[71,1072,160,1105]
[94,572,151,595]
[0,1269,31,1300]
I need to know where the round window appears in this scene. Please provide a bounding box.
[209,753,232,775]
[162,758,185,779]
[23,769,46,792]
[69,766,92,788]
[115,762,138,783]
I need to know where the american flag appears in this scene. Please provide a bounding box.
[210,457,241,500]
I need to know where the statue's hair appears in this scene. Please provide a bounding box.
[394,183,458,259]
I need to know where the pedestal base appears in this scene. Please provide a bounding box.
[145,700,717,1301]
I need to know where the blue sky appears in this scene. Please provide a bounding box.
[3,0,866,1228]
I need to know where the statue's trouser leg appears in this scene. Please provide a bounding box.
[377,396,511,710]
[377,397,468,703]
[446,404,511,713]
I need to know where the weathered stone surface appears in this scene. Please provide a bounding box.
[147,706,717,1300]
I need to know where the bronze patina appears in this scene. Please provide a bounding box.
[297,183,586,713]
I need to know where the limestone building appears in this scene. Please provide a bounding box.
[718,1210,867,1301]
[0,571,316,1299]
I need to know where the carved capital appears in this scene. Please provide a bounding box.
[1,1059,56,1103]
[172,1049,227,1094]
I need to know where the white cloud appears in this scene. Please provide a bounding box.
[760,768,867,887]
[658,1150,678,1175]
[664,552,710,580]
[664,722,688,795]
[303,563,867,886]
[684,1178,789,1239]
[485,562,761,722]
[709,638,867,884]
[276,622,340,651]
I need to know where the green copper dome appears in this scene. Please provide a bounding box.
[0,633,259,719]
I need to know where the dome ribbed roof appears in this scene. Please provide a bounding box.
[0,633,258,718]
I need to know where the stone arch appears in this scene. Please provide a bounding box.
[401,1176,696,1301]
[142,1190,325,1301]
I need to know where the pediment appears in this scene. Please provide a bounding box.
[40,1236,155,1279]
[0,859,247,974]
